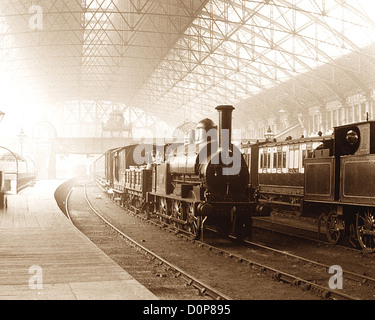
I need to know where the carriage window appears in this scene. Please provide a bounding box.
[267,153,271,169]
[277,152,282,169]
[273,153,278,169]
[289,150,294,169]
[302,150,307,168]
[261,152,268,169]
[264,152,267,168]
[282,152,286,168]
[294,150,299,169]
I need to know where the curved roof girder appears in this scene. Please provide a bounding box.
[2,0,375,133]
[230,1,370,101]
[186,24,327,110]
[153,0,374,120]
[136,0,270,112]
[125,0,212,99]
[275,0,372,93]
[186,48,312,114]
[166,24,340,117]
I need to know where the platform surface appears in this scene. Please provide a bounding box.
[0,180,158,300]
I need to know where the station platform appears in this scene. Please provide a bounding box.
[0,180,158,300]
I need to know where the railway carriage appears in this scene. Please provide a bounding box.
[243,120,375,252]
[108,144,159,211]
[243,136,329,216]
[93,147,120,189]
[93,153,106,186]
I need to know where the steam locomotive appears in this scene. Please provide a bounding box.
[242,120,375,252]
[93,106,254,239]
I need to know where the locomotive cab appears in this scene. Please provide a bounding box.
[304,120,375,250]
[335,121,375,205]
[168,111,249,202]
[305,121,375,203]
[333,121,375,156]
[195,118,217,145]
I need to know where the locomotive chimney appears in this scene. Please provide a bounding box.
[215,105,234,150]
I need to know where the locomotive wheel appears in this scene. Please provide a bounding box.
[123,194,130,209]
[348,224,359,249]
[326,211,343,245]
[172,200,184,229]
[134,198,142,212]
[356,208,375,252]
[186,202,201,239]
[120,195,126,207]
[158,198,170,223]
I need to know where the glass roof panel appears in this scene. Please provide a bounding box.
[1,0,375,131]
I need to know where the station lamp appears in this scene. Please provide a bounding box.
[264,126,275,141]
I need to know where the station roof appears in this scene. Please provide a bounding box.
[1,0,375,131]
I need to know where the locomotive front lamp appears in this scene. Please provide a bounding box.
[346,130,359,145]
[264,126,275,141]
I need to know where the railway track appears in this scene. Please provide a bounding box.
[86,179,375,300]
[151,223,372,300]
[65,181,230,301]
[204,229,375,300]
[94,187,374,299]
[252,216,362,254]
[111,202,372,300]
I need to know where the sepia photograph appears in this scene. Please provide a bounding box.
[1,0,375,312]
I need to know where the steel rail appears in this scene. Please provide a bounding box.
[251,220,362,253]
[79,180,232,301]
[240,236,375,289]
[91,179,360,300]
[64,187,74,222]
[194,229,359,301]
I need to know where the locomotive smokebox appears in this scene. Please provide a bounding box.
[216,105,234,150]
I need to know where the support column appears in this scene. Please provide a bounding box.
[320,106,327,134]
